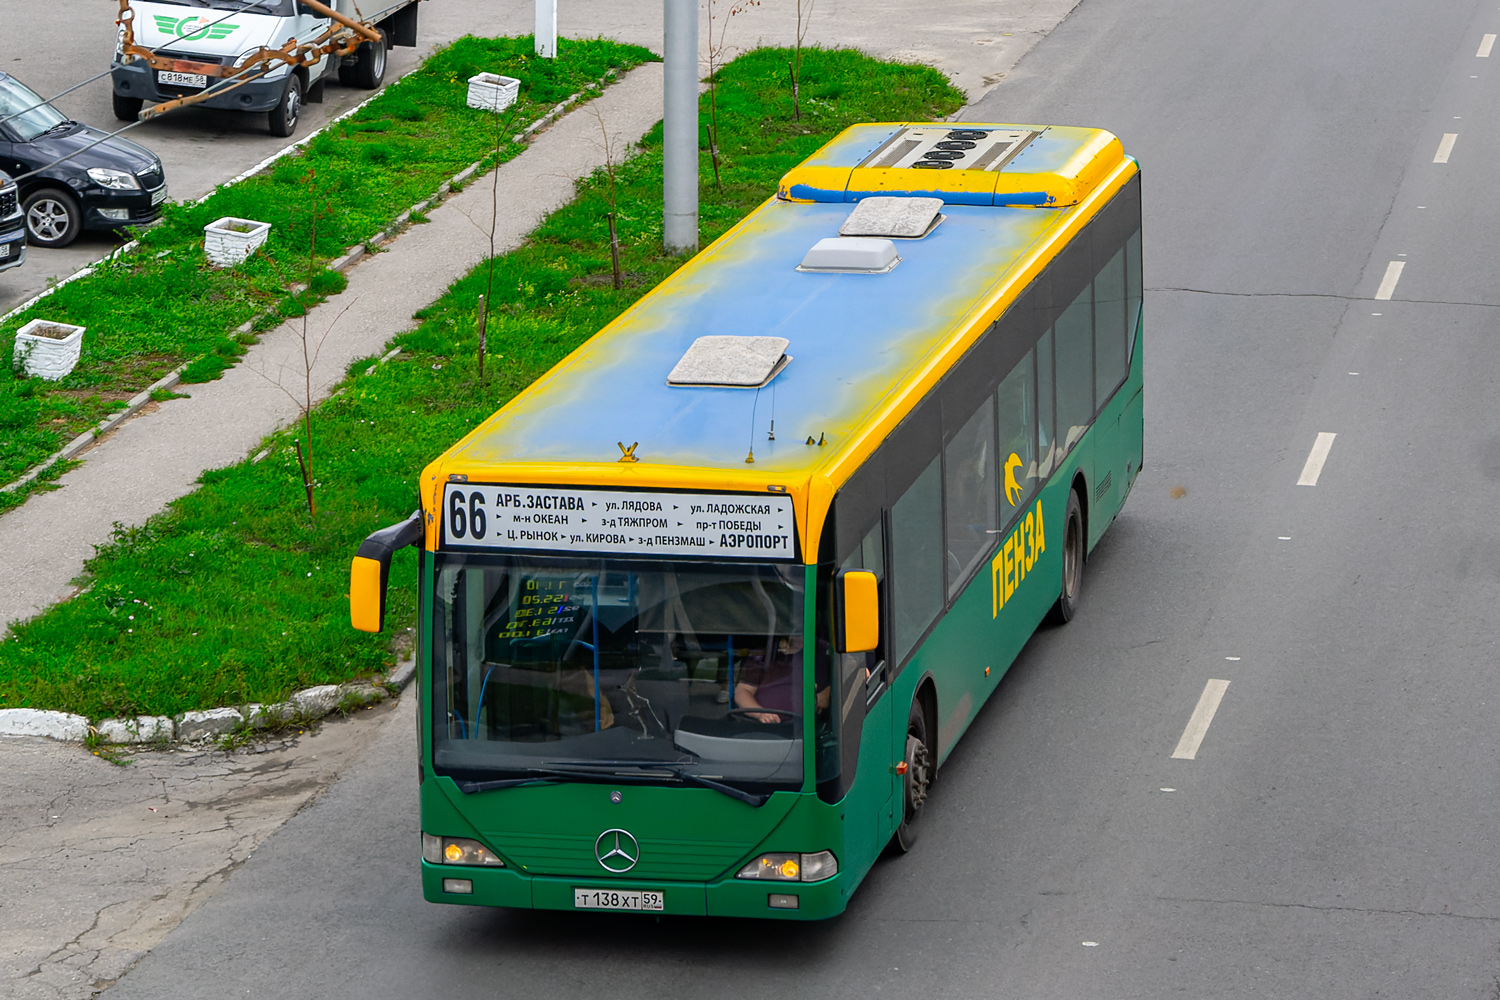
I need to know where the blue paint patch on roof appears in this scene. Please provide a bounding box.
[450,200,1058,473]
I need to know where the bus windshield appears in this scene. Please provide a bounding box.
[431,553,808,793]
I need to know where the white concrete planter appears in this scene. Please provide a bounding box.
[466,73,520,113]
[203,216,271,267]
[12,319,85,381]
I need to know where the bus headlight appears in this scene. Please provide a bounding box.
[736,851,838,882]
[422,833,504,866]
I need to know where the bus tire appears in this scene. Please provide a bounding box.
[893,699,932,853]
[1046,489,1084,624]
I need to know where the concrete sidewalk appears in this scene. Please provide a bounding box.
[0,63,665,632]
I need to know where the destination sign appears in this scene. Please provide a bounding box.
[439,485,798,560]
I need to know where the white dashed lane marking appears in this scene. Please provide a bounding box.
[1434,133,1458,163]
[1374,260,1405,300]
[1479,33,1496,57]
[1171,680,1231,760]
[1297,432,1338,486]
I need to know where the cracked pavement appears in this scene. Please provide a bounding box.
[0,701,397,1000]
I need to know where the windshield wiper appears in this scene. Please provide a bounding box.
[559,759,772,807]
[456,770,564,794]
[36,120,77,138]
[458,761,772,806]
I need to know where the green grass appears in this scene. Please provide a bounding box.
[0,36,655,514]
[0,46,963,721]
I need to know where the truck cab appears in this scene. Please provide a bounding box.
[111,0,421,137]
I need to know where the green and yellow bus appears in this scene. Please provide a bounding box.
[351,121,1143,919]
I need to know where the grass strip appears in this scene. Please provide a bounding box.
[0,46,963,722]
[0,36,655,513]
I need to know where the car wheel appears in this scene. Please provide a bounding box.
[112,93,144,122]
[352,29,387,89]
[268,75,304,138]
[1045,488,1085,624]
[23,188,83,248]
[892,699,932,853]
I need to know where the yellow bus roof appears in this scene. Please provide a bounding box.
[423,123,1135,509]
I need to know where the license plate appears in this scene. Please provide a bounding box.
[159,71,207,88]
[573,888,664,912]
[0,243,9,258]
[151,186,167,206]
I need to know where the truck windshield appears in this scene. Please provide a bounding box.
[199,0,296,14]
[431,553,809,794]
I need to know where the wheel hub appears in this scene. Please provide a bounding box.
[906,735,931,814]
[27,201,67,241]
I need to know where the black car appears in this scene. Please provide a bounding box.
[0,169,23,271]
[0,72,167,248]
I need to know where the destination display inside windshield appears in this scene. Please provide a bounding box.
[440,485,797,560]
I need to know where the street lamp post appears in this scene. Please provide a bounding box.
[663,0,698,253]
[536,0,556,58]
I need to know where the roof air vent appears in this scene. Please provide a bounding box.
[797,237,900,274]
[840,196,944,239]
[668,335,791,388]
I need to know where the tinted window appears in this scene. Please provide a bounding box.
[890,455,943,663]
[944,397,997,597]
[997,348,1037,522]
[1094,247,1127,402]
[1036,328,1056,478]
[1126,228,1142,362]
[1055,287,1093,456]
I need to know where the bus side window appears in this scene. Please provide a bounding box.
[890,456,943,665]
[1126,228,1143,362]
[1054,285,1093,457]
[1094,247,1128,402]
[943,395,997,597]
[998,348,1038,517]
[819,523,887,803]
[1036,328,1056,478]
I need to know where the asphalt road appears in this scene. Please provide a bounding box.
[98,0,1500,996]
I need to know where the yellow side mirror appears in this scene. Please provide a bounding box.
[349,510,423,633]
[837,569,879,653]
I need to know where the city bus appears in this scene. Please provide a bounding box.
[350,121,1143,919]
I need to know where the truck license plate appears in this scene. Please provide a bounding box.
[573,888,664,911]
[158,71,207,89]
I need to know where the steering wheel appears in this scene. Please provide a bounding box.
[725,707,802,724]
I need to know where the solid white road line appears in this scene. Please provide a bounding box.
[1434,133,1458,163]
[1171,680,1230,760]
[1297,431,1338,486]
[1479,33,1496,57]
[1374,260,1405,300]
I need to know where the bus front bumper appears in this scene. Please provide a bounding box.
[421,861,849,920]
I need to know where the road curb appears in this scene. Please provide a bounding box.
[0,653,416,745]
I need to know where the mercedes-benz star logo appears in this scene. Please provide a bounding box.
[594,828,640,873]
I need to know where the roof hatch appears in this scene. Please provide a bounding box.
[839,196,944,239]
[668,335,791,388]
[797,237,900,274]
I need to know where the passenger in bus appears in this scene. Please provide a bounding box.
[734,634,830,723]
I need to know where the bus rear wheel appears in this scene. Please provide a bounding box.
[893,700,932,853]
[1046,489,1084,624]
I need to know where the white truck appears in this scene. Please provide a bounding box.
[111,0,424,137]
